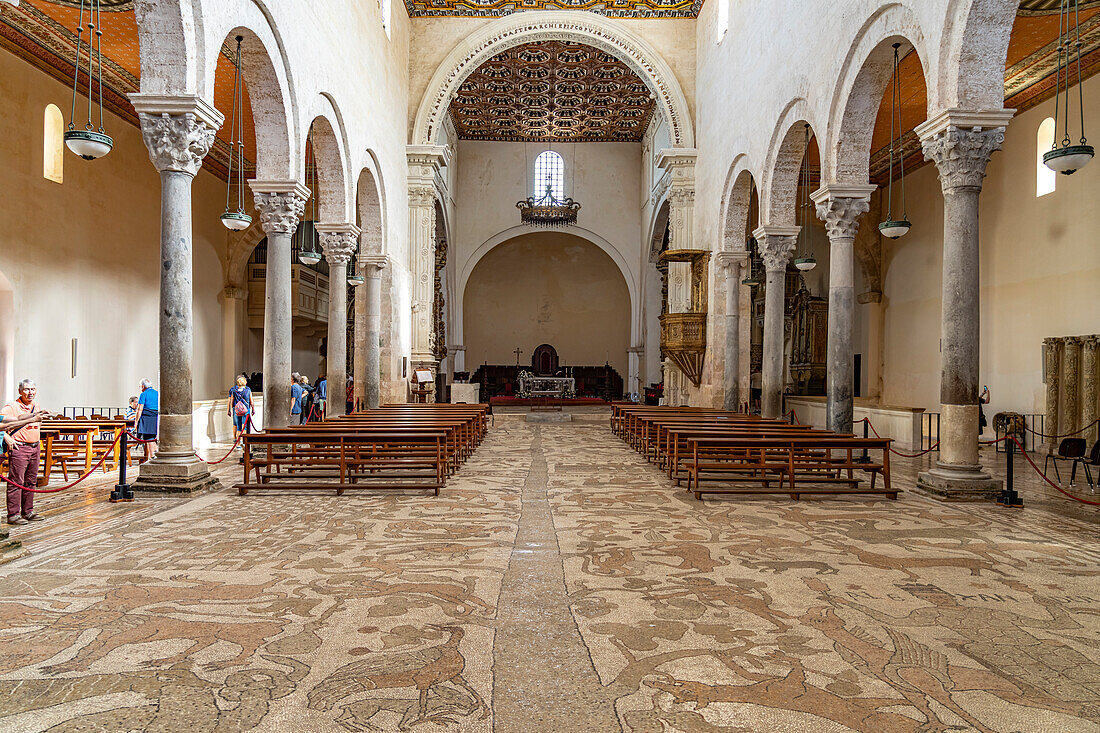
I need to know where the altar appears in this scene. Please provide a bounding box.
[519,375,575,398]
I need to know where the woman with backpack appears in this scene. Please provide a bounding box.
[228,375,254,440]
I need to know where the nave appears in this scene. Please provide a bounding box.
[1,417,1097,732]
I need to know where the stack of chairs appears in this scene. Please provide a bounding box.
[236,403,489,496]
[610,404,898,501]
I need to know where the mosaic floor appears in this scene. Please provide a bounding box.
[0,417,1097,732]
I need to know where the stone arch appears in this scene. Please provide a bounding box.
[412,11,694,148]
[355,154,386,256]
[459,225,640,345]
[647,198,670,263]
[761,99,821,227]
[305,108,351,223]
[825,3,933,182]
[720,157,758,251]
[133,0,202,95]
[225,223,267,289]
[203,9,297,180]
[938,0,1018,110]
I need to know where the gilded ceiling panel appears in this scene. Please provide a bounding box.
[449,40,656,142]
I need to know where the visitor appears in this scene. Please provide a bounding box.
[346,375,354,415]
[979,385,990,436]
[290,374,304,425]
[124,396,138,423]
[299,376,317,424]
[3,379,49,525]
[134,378,159,462]
[316,374,327,418]
[228,375,254,440]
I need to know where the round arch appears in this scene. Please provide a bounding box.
[133,0,201,95]
[720,156,759,251]
[458,225,640,345]
[825,3,933,183]
[412,11,694,148]
[939,0,1018,111]
[355,152,387,256]
[760,98,822,227]
[305,110,351,223]
[647,198,670,263]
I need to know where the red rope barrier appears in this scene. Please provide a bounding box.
[1009,435,1100,507]
[1,432,123,494]
[858,418,940,457]
[783,409,800,425]
[196,435,242,465]
[1023,419,1099,440]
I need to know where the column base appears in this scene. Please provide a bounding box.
[0,533,27,566]
[916,463,1002,501]
[133,454,221,495]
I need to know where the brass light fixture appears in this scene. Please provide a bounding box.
[297,131,322,265]
[221,36,252,231]
[64,0,112,160]
[1044,0,1094,174]
[879,43,912,239]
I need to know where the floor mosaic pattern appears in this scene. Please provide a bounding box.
[0,418,1097,731]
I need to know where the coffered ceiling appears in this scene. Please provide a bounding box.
[449,40,657,142]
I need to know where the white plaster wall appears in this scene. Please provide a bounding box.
[0,50,227,409]
[453,140,644,352]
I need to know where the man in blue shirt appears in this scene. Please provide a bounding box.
[290,373,304,425]
[134,379,159,462]
[316,375,327,418]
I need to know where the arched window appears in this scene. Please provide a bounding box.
[1037,117,1056,197]
[533,150,564,200]
[716,0,729,43]
[43,104,64,184]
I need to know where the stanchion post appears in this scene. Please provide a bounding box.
[997,438,1024,508]
[109,432,134,503]
[855,419,871,464]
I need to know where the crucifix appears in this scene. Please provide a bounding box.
[513,347,523,366]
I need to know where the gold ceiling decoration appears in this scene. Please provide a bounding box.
[405,0,703,19]
[1018,0,1100,15]
[449,40,656,142]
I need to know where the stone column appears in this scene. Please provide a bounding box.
[452,346,466,375]
[915,110,1013,500]
[753,226,799,419]
[220,285,247,411]
[407,146,449,394]
[714,251,747,412]
[812,185,876,433]
[316,224,360,418]
[1083,337,1098,445]
[627,345,644,397]
[129,96,221,493]
[1062,337,1082,437]
[250,181,310,427]
[362,255,387,410]
[1044,337,1063,455]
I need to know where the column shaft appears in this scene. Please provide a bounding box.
[1044,338,1062,454]
[327,261,348,417]
[761,266,785,419]
[264,229,293,426]
[1083,338,1098,445]
[365,266,384,409]
[826,235,855,434]
[1062,337,1081,437]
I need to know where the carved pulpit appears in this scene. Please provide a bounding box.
[658,249,710,387]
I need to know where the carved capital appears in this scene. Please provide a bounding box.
[921,126,1004,193]
[251,183,310,236]
[810,185,875,241]
[753,226,800,273]
[668,187,695,206]
[318,231,358,265]
[361,254,389,277]
[137,112,216,176]
[409,185,437,208]
[713,251,747,276]
[222,285,246,301]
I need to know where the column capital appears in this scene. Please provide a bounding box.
[317,228,359,265]
[628,344,645,354]
[713,251,748,274]
[361,254,389,277]
[1084,336,1099,353]
[917,110,1014,193]
[408,185,437,208]
[811,184,876,241]
[222,285,247,301]
[250,181,310,236]
[135,112,217,177]
[752,226,800,272]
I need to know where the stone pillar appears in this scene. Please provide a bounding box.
[915,110,1012,500]
[452,346,466,375]
[714,251,747,412]
[250,181,310,427]
[753,226,799,419]
[362,255,387,410]
[1062,337,1082,437]
[316,224,360,418]
[812,185,876,433]
[220,286,247,391]
[1044,337,1063,455]
[861,291,885,401]
[407,146,449,394]
[1083,337,1098,445]
[129,96,222,493]
[657,148,698,402]
[627,345,644,396]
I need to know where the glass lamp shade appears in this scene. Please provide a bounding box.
[347,274,365,287]
[220,211,252,231]
[64,129,113,160]
[741,275,761,287]
[1044,145,1094,175]
[793,256,817,272]
[879,219,912,239]
[298,250,322,265]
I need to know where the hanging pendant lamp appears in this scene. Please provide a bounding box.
[347,251,365,287]
[297,131,322,265]
[742,238,762,286]
[221,37,252,231]
[793,124,817,272]
[1044,0,1094,174]
[879,43,912,239]
[64,0,112,160]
